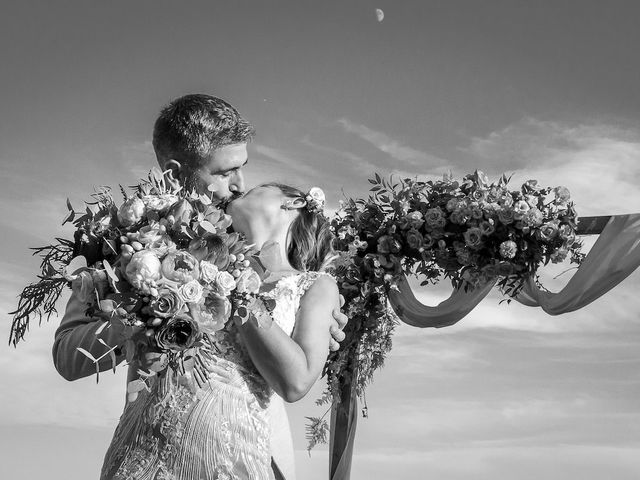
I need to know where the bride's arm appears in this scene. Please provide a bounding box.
[235,275,339,403]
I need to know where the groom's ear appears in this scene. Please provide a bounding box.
[162,159,182,180]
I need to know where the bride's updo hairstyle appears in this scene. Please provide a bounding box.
[261,183,335,272]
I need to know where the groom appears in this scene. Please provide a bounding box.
[53,94,347,480]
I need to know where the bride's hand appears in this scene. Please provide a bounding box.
[329,294,347,351]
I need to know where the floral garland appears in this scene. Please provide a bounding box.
[307,170,584,450]
[10,168,268,400]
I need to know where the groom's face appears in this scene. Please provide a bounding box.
[183,143,248,200]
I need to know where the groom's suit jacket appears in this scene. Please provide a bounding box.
[52,284,296,480]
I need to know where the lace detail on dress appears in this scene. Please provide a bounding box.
[101,271,329,480]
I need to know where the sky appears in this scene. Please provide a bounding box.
[1,1,640,479]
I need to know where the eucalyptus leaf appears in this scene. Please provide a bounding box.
[77,347,97,362]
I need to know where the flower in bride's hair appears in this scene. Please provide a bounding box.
[191,292,230,334]
[148,287,184,318]
[125,250,162,292]
[155,313,202,351]
[178,280,204,304]
[215,271,237,296]
[161,251,200,283]
[117,197,146,227]
[199,261,219,284]
[306,187,326,213]
[235,268,261,294]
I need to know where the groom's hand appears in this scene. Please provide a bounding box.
[329,295,347,352]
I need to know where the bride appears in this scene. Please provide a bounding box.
[99,183,340,480]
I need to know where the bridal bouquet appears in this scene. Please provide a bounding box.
[10,168,266,398]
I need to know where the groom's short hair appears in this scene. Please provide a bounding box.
[153,94,255,166]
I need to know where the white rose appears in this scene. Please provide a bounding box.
[215,271,237,295]
[178,280,204,304]
[199,260,219,284]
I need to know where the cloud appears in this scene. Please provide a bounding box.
[462,117,640,216]
[337,118,448,167]
[120,140,156,179]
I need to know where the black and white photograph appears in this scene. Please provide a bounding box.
[2,2,640,479]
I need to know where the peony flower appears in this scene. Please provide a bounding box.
[215,271,237,295]
[192,292,230,334]
[199,260,219,284]
[235,268,261,294]
[161,251,200,283]
[463,227,484,249]
[125,250,162,292]
[155,313,202,351]
[405,229,424,250]
[499,240,518,259]
[523,208,544,227]
[178,280,204,304]
[141,194,179,213]
[117,197,146,227]
[148,287,184,318]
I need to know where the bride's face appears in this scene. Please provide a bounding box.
[227,186,294,246]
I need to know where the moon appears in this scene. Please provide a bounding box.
[375,8,384,22]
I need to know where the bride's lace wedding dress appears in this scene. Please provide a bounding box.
[100,271,327,480]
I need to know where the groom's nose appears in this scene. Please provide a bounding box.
[229,171,245,194]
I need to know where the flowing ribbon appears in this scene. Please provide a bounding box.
[515,213,640,313]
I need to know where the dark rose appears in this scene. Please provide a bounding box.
[148,287,184,318]
[155,313,202,351]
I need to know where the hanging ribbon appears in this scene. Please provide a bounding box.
[388,275,496,328]
[329,364,359,480]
